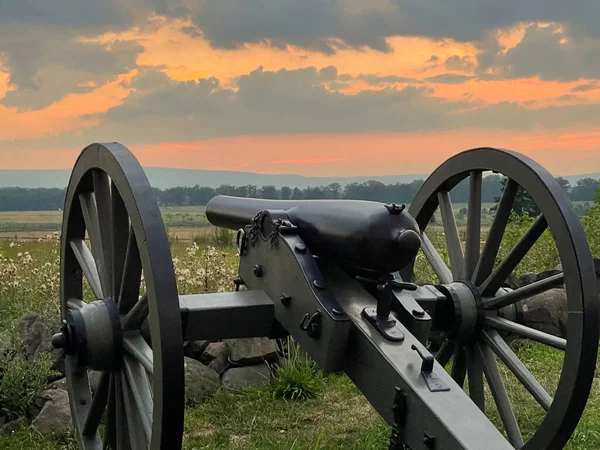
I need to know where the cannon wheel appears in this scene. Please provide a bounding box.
[55,143,185,449]
[401,147,599,449]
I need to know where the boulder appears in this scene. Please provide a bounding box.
[521,288,568,338]
[221,364,271,389]
[184,357,219,404]
[202,342,231,375]
[31,389,72,436]
[15,313,64,376]
[225,338,278,366]
[184,340,211,361]
[0,417,26,436]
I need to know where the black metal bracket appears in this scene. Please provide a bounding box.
[362,307,405,342]
[411,344,450,393]
[388,387,408,450]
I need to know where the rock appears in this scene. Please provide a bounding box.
[225,338,278,365]
[184,357,219,404]
[221,364,272,389]
[31,389,72,436]
[0,417,26,435]
[202,342,231,375]
[184,340,211,361]
[15,313,64,376]
[521,288,568,338]
[513,270,562,289]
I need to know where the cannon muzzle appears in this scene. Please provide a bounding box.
[206,196,421,274]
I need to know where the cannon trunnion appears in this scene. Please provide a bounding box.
[51,143,599,450]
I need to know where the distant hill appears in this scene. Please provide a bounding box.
[0,167,596,189]
[0,168,427,189]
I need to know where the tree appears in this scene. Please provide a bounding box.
[571,178,600,201]
[260,185,278,199]
[290,187,304,200]
[555,177,571,194]
[493,177,540,217]
[280,186,292,200]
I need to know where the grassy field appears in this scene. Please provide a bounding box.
[0,201,598,449]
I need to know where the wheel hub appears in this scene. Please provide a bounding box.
[436,281,521,344]
[52,300,122,371]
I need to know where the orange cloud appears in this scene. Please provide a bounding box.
[0,70,136,140]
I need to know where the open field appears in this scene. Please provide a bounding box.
[0,200,591,242]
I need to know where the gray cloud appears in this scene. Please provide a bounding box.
[488,23,600,81]
[572,81,599,92]
[166,0,600,56]
[424,74,475,84]
[356,74,421,85]
[445,55,475,72]
[0,27,143,110]
[4,65,600,150]
[0,0,142,28]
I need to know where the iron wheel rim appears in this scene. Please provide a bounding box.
[401,147,600,449]
[59,142,185,450]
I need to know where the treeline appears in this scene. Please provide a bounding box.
[0,176,597,211]
[155,175,600,206]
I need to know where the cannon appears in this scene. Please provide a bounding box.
[51,142,599,449]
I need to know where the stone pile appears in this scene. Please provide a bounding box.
[0,312,282,437]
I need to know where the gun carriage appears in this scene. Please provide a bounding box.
[50,142,599,449]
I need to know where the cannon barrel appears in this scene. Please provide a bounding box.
[206,195,422,273]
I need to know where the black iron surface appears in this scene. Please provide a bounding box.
[206,196,422,274]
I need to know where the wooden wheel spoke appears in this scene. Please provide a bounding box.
[435,340,455,367]
[118,227,143,315]
[421,231,453,284]
[437,190,464,280]
[477,341,524,448]
[451,346,467,387]
[103,376,117,449]
[92,170,115,300]
[484,273,565,310]
[483,329,553,411]
[115,373,132,450]
[480,214,548,296]
[112,182,130,303]
[472,178,519,285]
[485,316,566,350]
[82,371,110,437]
[464,171,482,279]
[79,191,111,298]
[466,345,485,412]
[122,295,149,332]
[122,354,153,443]
[123,334,154,376]
[70,238,104,299]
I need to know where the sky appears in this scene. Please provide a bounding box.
[1,1,600,176]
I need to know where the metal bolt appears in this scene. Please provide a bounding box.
[313,279,325,290]
[253,265,263,277]
[280,294,291,307]
[412,308,425,317]
[294,242,306,253]
[385,203,406,215]
[332,307,344,317]
[423,432,436,449]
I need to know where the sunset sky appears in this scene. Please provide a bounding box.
[1,1,600,176]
